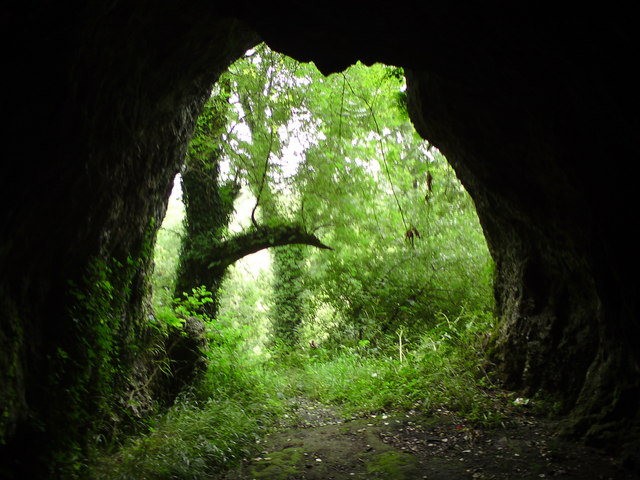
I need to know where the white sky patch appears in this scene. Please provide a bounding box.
[354,157,380,174]
[170,173,182,202]
[274,112,322,179]
[220,92,322,182]
[425,146,438,163]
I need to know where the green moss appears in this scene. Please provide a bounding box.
[249,447,305,479]
[365,450,419,479]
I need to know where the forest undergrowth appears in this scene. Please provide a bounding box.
[90,307,512,480]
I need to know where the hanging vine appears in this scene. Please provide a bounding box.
[342,73,413,239]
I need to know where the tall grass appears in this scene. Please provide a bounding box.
[89,316,293,479]
[90,310,498,479]
[288,310,501,422]
[91,397,270,479]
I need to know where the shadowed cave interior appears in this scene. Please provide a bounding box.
[1,2,639,478]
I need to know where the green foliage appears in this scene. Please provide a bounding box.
[294,63,494,341]
[174,286,215,321]
[217,258,273,353]
[213,44,494,346]
[51,220,158,476]
[90,307,501,479]
[154,306,184,330]
[90,393,283,480]
[286,310,500,424]
[90,288,290,480]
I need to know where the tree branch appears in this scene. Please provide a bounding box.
[206,225,332,274]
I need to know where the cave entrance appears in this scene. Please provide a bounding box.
[153,42,494,353]
[148,40,496,431]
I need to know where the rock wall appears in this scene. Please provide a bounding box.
[1,1,638,476]
[1,2,257,477]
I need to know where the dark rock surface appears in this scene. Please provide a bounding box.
[1,2,638,477]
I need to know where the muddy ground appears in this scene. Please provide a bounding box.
[218,397,638,480]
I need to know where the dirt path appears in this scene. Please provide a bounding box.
[220,397,637,480]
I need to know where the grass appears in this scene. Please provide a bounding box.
[90,310,501,479]
[90,360,291,479]
[284,311,502,423]
[91,399,274,479]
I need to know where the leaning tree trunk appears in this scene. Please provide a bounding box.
[174,87,240,318]
[174,161,240,318]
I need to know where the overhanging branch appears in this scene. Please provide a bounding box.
[206,225,332,274]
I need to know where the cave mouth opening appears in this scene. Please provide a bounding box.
[85,23,639,475]
[117,42,502,477]
[153,41,495,356]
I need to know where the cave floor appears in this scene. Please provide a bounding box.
[218,397,637,480]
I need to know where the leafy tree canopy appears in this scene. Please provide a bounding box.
[202,43,494,348]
